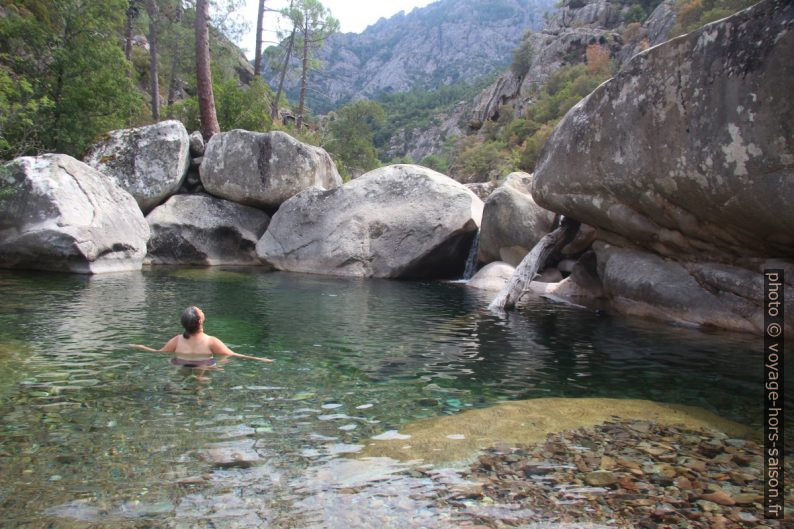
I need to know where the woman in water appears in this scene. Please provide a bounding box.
[130,306,274,369]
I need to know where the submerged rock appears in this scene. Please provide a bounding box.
[0,155,149,273]
[200,129,342,211]
[145,194,270,266]
[361,396,752,464]
[257,164,483,278]
[531,0,794,333]
[84,120,190,213]
[466,261,515,292]
[478,172,555,267]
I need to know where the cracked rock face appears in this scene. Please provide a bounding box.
[200,130,342,211]
[0,155,150,274]
[257,164,483,279]
[532,0,794,333]
[84,120,190,214]
[145,194,270,266]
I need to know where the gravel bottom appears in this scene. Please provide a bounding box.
[425,419,793,528]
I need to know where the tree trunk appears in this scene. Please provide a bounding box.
[272,24,295,121]
[125,2,135,61]
[489,217,581,311]
[296,19,309,130]
[166,0,182,106]
[147,0,160,121]
[195,0,220,140]
[253,0,266,77]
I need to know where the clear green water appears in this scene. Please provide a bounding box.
[0,268,784,528]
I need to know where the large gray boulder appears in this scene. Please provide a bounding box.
[478,172,555,266]
[200,130,342,211]
[145,194,270,266]
[531,0,794,333]
[533,0,794,259]
[0,155,150,273]
[257,164,483,278]
[84,120,190,214]
[592,242,794,333]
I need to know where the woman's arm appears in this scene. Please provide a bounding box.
[209,337,273,363]
[129,336,178,353]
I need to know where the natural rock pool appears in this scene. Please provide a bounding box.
[0,268,786,527]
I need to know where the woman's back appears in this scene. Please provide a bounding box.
[174,333,214,359]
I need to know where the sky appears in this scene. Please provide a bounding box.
[235,0,436,59]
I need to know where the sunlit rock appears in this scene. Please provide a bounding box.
[84,120,190,213]
[200,130,341,211]
[257,164,483,278]
[0,155,149,273]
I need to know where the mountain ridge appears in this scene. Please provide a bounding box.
[266,0,557,114]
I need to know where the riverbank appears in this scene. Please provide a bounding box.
[419,419,791,528]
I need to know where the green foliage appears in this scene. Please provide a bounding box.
[373,75,496,152]
[214,77,273,132]
[325,100,385,180]
[164,98,200,132]
[419,154,449,174]
[517,121,557,170]
[450,137,512,184]
[441,62,610,181]
[0,0,144,158]
[672,0,757,35]
[511,32,534,78]
[166,76,275,134]
[623,4,647,23]
[517,64,608,170]
[388,155,415,165]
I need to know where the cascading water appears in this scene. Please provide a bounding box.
[462,229,480,280]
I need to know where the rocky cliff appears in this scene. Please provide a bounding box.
[530,0,794,333]
[385,0,678,162]
[468,0,677,129]
[270,0,556,114]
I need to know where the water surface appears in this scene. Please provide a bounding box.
[0,268,784,527]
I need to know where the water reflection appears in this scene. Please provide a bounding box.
[0,268,788,527]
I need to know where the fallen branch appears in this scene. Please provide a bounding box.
[489,217,581,311]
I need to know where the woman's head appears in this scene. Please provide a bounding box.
[181,306,205,338]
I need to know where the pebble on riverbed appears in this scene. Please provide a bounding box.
[431,419,793,528]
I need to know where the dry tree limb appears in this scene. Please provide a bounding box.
[489,217,581,311]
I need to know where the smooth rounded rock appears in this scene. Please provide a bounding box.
[84,120,190,213]
[466,262,516,292]
[257,164,483,278]
[478,172,555,266]
[201,129,342,211]
[0,155,150,273]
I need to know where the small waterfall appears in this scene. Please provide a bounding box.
[462,230,480,280]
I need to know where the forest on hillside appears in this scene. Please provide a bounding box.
[0,0,759,181]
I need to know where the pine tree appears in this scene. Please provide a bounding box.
[295,0,338,129]
[195,0,220,140]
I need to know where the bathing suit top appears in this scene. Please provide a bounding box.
[171,357,217,368]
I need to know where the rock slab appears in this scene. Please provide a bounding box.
[145,194,270,266]
[257,164,483,278]
[200,130,342,211]
[0,155,150,273]
[84,120,190,214]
